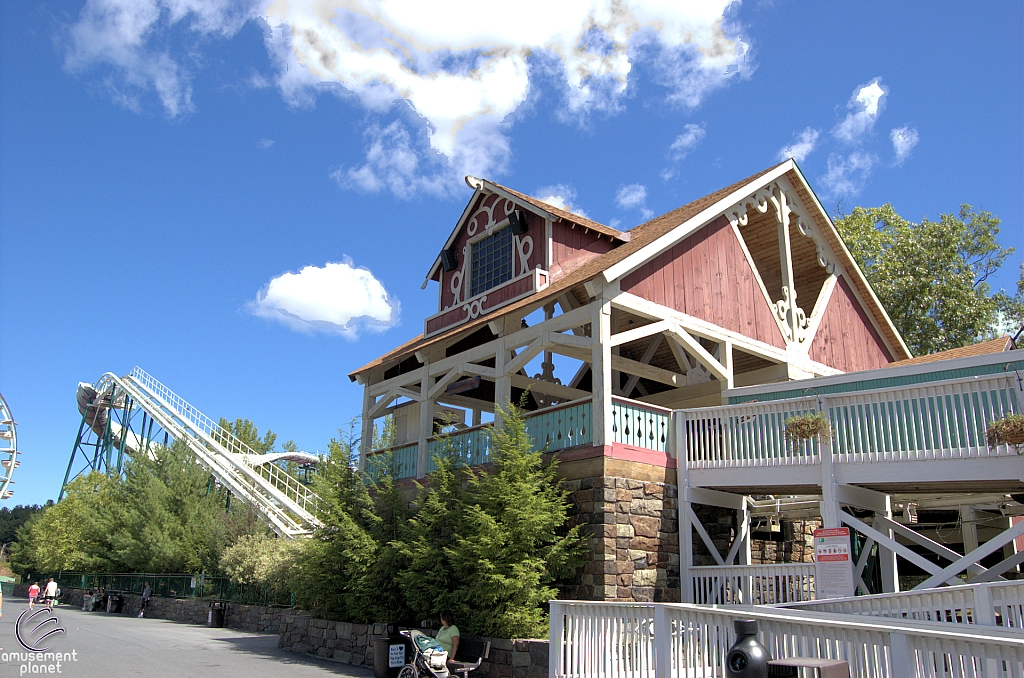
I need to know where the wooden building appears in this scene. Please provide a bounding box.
[348,159,912,602]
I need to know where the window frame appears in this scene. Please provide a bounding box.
[467,221,515,298]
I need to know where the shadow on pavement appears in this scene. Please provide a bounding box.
[210,631,374,676]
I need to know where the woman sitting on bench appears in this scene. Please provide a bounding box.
[436,610,460,666]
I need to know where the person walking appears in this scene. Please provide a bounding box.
[138,582,152,618]
[27,581,40,609]
[43,578,58,610]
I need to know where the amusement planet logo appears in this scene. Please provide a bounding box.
[3,608,78,675]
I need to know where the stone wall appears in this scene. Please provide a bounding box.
[278,614,548,678]
[560,457,680,603]
[18,585,288,634]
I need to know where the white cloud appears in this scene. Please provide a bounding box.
[257,138,274,149]
[777,127,819,163]
[615,183,653,220]
[67,1,750,196]
[821,151,875,197]
[64,0,258,116]
[890,126,919,165]
[247,259,399,337]
[832,79,887,144]
[535,184,587,217]
[669,123,707,161]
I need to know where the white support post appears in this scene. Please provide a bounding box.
[653,604,670,678]
[880,494,899,593]
[494,337,511,428]
[889,632,916,678]
[548,600,563,678]
[592,300,613,448]
[678,413,694,603]
[417,361,433,479]
[737,498,751,602]
[359,382,373,472]
[962,505,979,581]
[819,435,841,529]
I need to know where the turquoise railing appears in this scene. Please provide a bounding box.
[611,397,672,453]
[526,399,592,452]
[426,424,492,472]
[365,442,419,481]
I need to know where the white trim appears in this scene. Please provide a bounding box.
[785,166,912,359]
[423,267,550,338]
[725,347,1024,401]
[602,161,796,284]
[423,186,485,288]
[729,220,791,343]
[801,273,838,352]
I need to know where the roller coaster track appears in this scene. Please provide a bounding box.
[76,368,321,538]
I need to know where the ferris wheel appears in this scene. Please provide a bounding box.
[0,393,18,499]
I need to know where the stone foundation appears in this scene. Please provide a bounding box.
[278,614,548,678]
[559,455,680,603]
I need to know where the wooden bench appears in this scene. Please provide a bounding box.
[450,638,490,678]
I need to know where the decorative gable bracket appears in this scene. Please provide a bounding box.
[726,180,839,345]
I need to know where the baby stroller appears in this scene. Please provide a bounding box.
[397,629,449,678]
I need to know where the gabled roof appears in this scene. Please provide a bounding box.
[423,176,630,286]
[350,160,911,381]
[885,336,1015,368]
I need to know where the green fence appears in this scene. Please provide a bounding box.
[24,572,294,607]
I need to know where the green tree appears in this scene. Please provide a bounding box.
[451,403,583,637]
[835,204,1015,355]
[999,263,1024,336]
[220,533,298,588]
[290,434,378,621]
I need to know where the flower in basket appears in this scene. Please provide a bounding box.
[784,412,832,442]
[987,414,1024,452]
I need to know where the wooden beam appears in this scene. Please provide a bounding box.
[504,337,545,376]
[622,335,662,396]
[612,291,788,365]
[428,369,465,400]
[462,364,497,379]
[546,331,592,349]
[665,327,729,382]
[368,389,398,419]
[509,375,591,402]
[609,320,672,348]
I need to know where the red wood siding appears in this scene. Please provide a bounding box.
[438,194,543,312]
[809,275,894,371]
[620,215,786,348]
[550,221,615,282]
[426,270,545,336]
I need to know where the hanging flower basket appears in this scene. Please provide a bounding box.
[987,414,1024,451]
[784,412,832,442]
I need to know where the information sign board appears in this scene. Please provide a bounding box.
[813,527,855,599]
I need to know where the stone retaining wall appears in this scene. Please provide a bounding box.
[14,585,288,634]
[278,614,548,678]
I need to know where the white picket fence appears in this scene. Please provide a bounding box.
[782,581,1024,630]
[549,600,1024,678]
[681,373,1022,469]
[691,564,815,605]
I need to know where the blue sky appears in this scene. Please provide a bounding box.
[1,0,1021,506]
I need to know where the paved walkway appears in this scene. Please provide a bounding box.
[0,598,373,678]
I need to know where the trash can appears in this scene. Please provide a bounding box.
[106,594,124,614]
[371,622,408,678]
[207,601,225,628]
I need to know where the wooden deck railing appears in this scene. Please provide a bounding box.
[682,372,1022,470]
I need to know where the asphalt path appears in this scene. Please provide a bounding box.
[0,597,374,678]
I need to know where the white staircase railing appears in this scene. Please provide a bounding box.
[691,564,815,605]
[781,580,1024,630]
[550,600,1024,678]
[92,369,320,537]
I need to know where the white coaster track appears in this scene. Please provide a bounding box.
[0,393,19,500]
[84,367,321,538]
